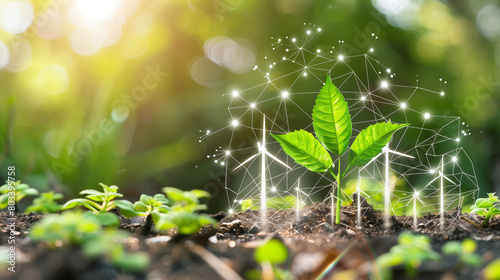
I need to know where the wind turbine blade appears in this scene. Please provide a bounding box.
[386,149,414,159]
[360,153,383,170]
[423,176,439,189]
[265,151,292,169]
[439,172,456,184]
[232,153,259,171]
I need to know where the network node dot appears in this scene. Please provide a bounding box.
[424,113,430,119]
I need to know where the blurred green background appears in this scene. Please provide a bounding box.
[0,0,498,211]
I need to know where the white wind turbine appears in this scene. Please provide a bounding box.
[424,156,455,231]
[233,115,292,223]
[362,143,414,230]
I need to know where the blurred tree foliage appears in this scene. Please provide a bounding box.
[0,0,498,210]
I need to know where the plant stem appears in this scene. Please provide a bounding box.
[336,161,342,224]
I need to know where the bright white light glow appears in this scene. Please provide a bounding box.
[271,186,276,192]
[361,96,366,101]
[440,91,445,96]
[452,156,458,162]
[282,91,289,98]
[232,90,239,97]
[228,209,233,214]
[225,151,230,156]
[0,1,34,34]
[400,102,406,109]
[72,0,122,26]
[338,55,344,61]
[250,103,256,108]
[415,191,419,197]
[386,68,391,73]
[231,120,239,127]
[381,81,388,88]
[424,113,430,119]
[369,48,374,52]
[306,30,311,35]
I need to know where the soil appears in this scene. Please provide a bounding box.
[1,203,499,280]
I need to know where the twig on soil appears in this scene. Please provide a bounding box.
[461,216,482,229]
[187,242,245,280]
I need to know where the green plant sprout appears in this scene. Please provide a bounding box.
[25,191,64,214]
[442,238,481,267]
[114,193,170,234]
[470,193,500,227]
[0,181,39,210]
[63,183,132,227]
[151,187,216,235]
[29,211,149,272]
[247,238,294,280]
[272,76,408,224]
[374,232,440,280]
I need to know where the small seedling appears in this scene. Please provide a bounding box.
[0,180,39,210]
[374,232,440,279]
[442,238,481,267]
[25,191,64,214]
[114,193,170,234]
[30,210,149,272]
[470,193,500,227]
[63,183,133,227]
[247,238,293,280]
[273,76,408,224]
[152,187,216,235]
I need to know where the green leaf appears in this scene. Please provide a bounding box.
[133,201,149,213]
[93,212,120,227]
[254,239,288,265]
[114,200,139,218]
[112,252,150,272]
[348,122,409,166]
[63,199,100,212]
[155,212,216,235]
[190,189,211,199]
[272,130,333,173]
[139,194,154,205]
[312,76,352,155]
[163,187,198,204]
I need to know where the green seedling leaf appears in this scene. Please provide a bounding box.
[63,199,100,212]
[112,252,150,272]
[134,201,149,213]
[114,200,139,218]
[190,189,211,199]
[92,212,120,227]
[312,76,352,155]
[155,212,216,235]
[254,239,288,265]
[139,194,154,205]
[484,258,500,280]
[25,191,64,214]
[272,130,333,173]
[163,187,198,204]
[348,122,409,166]
[442,241,461,255]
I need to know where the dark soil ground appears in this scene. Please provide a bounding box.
[1,203,499,280]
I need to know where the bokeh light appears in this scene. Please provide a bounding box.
[38,65,69,95]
